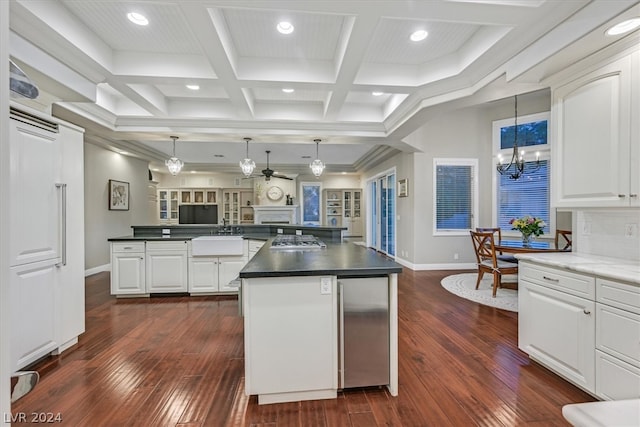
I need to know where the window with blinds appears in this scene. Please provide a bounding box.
[433,159,478,235]
[497,160,550,233]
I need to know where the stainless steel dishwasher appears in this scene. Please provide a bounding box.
[338,277,390,389]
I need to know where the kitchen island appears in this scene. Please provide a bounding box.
[239,237,402,404]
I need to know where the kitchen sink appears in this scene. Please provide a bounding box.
[192,235,244,256]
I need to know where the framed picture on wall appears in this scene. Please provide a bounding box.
[398,178,408,197]
[109,179,130,210]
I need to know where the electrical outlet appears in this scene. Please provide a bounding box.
[296,230,302,235]
[320,277,332,295]
[624,223,638,238]
[582,221,591,235]
[162,228,170,234]
[454,253,459,260]
[277,228,283,234]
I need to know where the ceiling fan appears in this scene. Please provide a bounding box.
[252,150,293,181]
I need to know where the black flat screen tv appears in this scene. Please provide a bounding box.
[179,204,218,224]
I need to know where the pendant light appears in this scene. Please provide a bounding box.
[496,95,541,180]
[239,137,256,177]
[310,138,325,177]
[165,136,184,176]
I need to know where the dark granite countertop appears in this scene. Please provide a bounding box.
[108,234,270,242]
[239,240,402,278]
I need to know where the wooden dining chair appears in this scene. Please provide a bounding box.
[475,227,518,263]
[469,230,519,297]
[555,229,573,250]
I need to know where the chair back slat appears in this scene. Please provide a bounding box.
[555,229,572,250]
[470,230,497,267]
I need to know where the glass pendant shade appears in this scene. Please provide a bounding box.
[239,137,255,177]
[165,136,184,176]
[310,139,325,177]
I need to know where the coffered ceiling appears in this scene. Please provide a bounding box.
[8,0,640,174]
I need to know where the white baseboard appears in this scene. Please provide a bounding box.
[85,263,110,277]
[394,257,476,271]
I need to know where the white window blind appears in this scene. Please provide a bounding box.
[434,159,478,235]
[497,160,550,234]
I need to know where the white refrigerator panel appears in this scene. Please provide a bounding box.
[9,260,58,372]
[9,118,61,267]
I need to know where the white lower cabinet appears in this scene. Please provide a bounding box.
[519,279,595,393]
[595,277,640,400]
[111,242,146,296]
[188,255,246,294]
[146,241,188,293]
[188,239,248,294]
[519,260,640,400]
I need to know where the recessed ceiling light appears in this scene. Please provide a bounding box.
[127,12,148,26]
[119,151,129,155]
[277,21,294,34]
[282,88,295,93]
[301,155,311,159]
[186,84,200,90]
[606,17,640,36]
[190,171,197,174]
[372,91,384,96]
[214,154,224,158]
[410,30,428,42]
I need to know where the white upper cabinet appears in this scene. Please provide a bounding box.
[551,50,639,208]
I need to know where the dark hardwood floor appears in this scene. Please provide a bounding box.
[12,269,594,426]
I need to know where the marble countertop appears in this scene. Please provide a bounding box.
[515,252,640,285]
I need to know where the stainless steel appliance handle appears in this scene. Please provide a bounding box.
[56,183,67,266]
[338,280,345,389]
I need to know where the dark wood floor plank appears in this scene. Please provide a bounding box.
[11,270,595,426]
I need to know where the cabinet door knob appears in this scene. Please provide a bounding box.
[618,194,626,198]
[630,194,638,198]
[583,309,591,315]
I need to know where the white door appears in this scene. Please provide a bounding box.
[519,281,595,392]
[218,256,245,292]
[111,252,146,295]
[10,260,58,372]
[146,251,188,292]
[9,117,61,267]
[188,257,219,293]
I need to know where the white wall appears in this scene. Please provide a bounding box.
[84,143,150,271]
[368,91,551,269]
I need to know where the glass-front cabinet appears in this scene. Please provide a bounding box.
[343,189,363,237]
[159,190,179,223]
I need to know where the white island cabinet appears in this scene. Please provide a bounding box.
[188,240,249,294]
[110,242,146,296]
[146,241,188,293]
[243,276,338,404]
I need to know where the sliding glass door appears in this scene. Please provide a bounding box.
[368,170,395,257]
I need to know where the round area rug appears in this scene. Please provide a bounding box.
[441,273,518,312]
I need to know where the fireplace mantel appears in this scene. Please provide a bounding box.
[252,205,299,224]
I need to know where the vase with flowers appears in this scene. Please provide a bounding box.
[509,215,546,246]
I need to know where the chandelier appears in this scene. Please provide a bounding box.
[496,95,541,180]
[309,138,325,177]
[165,136,184,176]
[239,137,256,177]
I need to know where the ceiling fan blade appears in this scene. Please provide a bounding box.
[272,174,293,180]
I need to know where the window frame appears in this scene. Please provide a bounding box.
[432,158,479,236]
[491,111,554,236]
